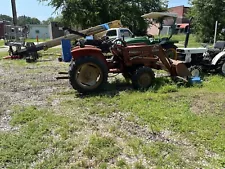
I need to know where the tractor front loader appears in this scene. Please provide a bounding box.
[67,38,191,93]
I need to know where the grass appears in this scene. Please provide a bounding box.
[26,38,50,43]
[171,34,203,47]
[0,40,4,47]
[1,36,225,168]
[0,106,84,168]
[2,78,225,168]
[0,51,8,59]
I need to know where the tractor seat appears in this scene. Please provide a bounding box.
[207,48,221,54]
[214,41,225,50]
[207,41,225,54]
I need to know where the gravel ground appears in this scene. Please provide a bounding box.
[0,58,69,132]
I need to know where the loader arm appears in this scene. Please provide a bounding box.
[157,46,191,77]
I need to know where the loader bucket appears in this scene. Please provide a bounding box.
[170,59,191,77]
[154,45,191,79]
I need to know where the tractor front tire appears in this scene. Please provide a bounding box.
[69,56,108,93]
[131,67,155,90]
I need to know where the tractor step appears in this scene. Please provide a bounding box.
[56,76,69,80]
[58,72,68,75]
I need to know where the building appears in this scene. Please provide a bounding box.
[0,21,11,39]
[48,22,64,39]
[0,21,5,39]
[48,22,82,39]
[27,24,50,39]
[168,5,190,23]
[168,5,190,31]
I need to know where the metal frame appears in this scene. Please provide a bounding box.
[141,12,178,40]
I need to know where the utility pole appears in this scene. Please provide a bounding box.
[11,0,19,42]
[11,0,17,26]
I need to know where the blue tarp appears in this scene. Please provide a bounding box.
[101,23,110,30]
[61,39,72,62]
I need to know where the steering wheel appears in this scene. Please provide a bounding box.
[112,38,127,47]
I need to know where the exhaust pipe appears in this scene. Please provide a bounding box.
[184,17,193,48]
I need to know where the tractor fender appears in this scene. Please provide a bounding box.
[212,51,225,65]
[71,46,107,65]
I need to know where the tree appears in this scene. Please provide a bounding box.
[17,16,41,26]
[42,16,62,24]
[0,14,12,22]
[38,0,167,35]
[189,0,225,42]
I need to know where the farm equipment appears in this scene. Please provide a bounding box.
[177,44,225,76]
[75,12,179,60]
[124,12,179,59]
[65,38,191,93]
[4,20,122,62]
[176,18,225,77]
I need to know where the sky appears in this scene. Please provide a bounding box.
[0,0,189,21]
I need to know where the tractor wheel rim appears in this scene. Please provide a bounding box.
[166,48,177,60]
[138,73,152,88]
[191,69,200,77]
[76,63,103,89]
[222,63,225,74]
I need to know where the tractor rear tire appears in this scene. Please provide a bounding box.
[131,67,155,90]
[69,56,108,93]
[162,44,178,60]
[216,59,225,76]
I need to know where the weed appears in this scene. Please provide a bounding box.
[84,134,120,163]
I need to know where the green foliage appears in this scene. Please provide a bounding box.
[189,0,225,42]
[0,14,12,22]
[38,0,167,35]
[17,15,41,26]
[42,16,62,24]
[0,14,41,26]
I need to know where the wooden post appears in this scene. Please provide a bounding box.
[36,35,39,43]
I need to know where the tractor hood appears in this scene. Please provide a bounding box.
[125,36,153,45]
[176,48,207,54]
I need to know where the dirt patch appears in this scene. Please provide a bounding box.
[190,93,225,115]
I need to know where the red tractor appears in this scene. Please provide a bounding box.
[68,39,191,93]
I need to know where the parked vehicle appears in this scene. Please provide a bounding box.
[105,28,134,40]
[104,12,179,59]
[176,18,225,77]
[177,42,225,76]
